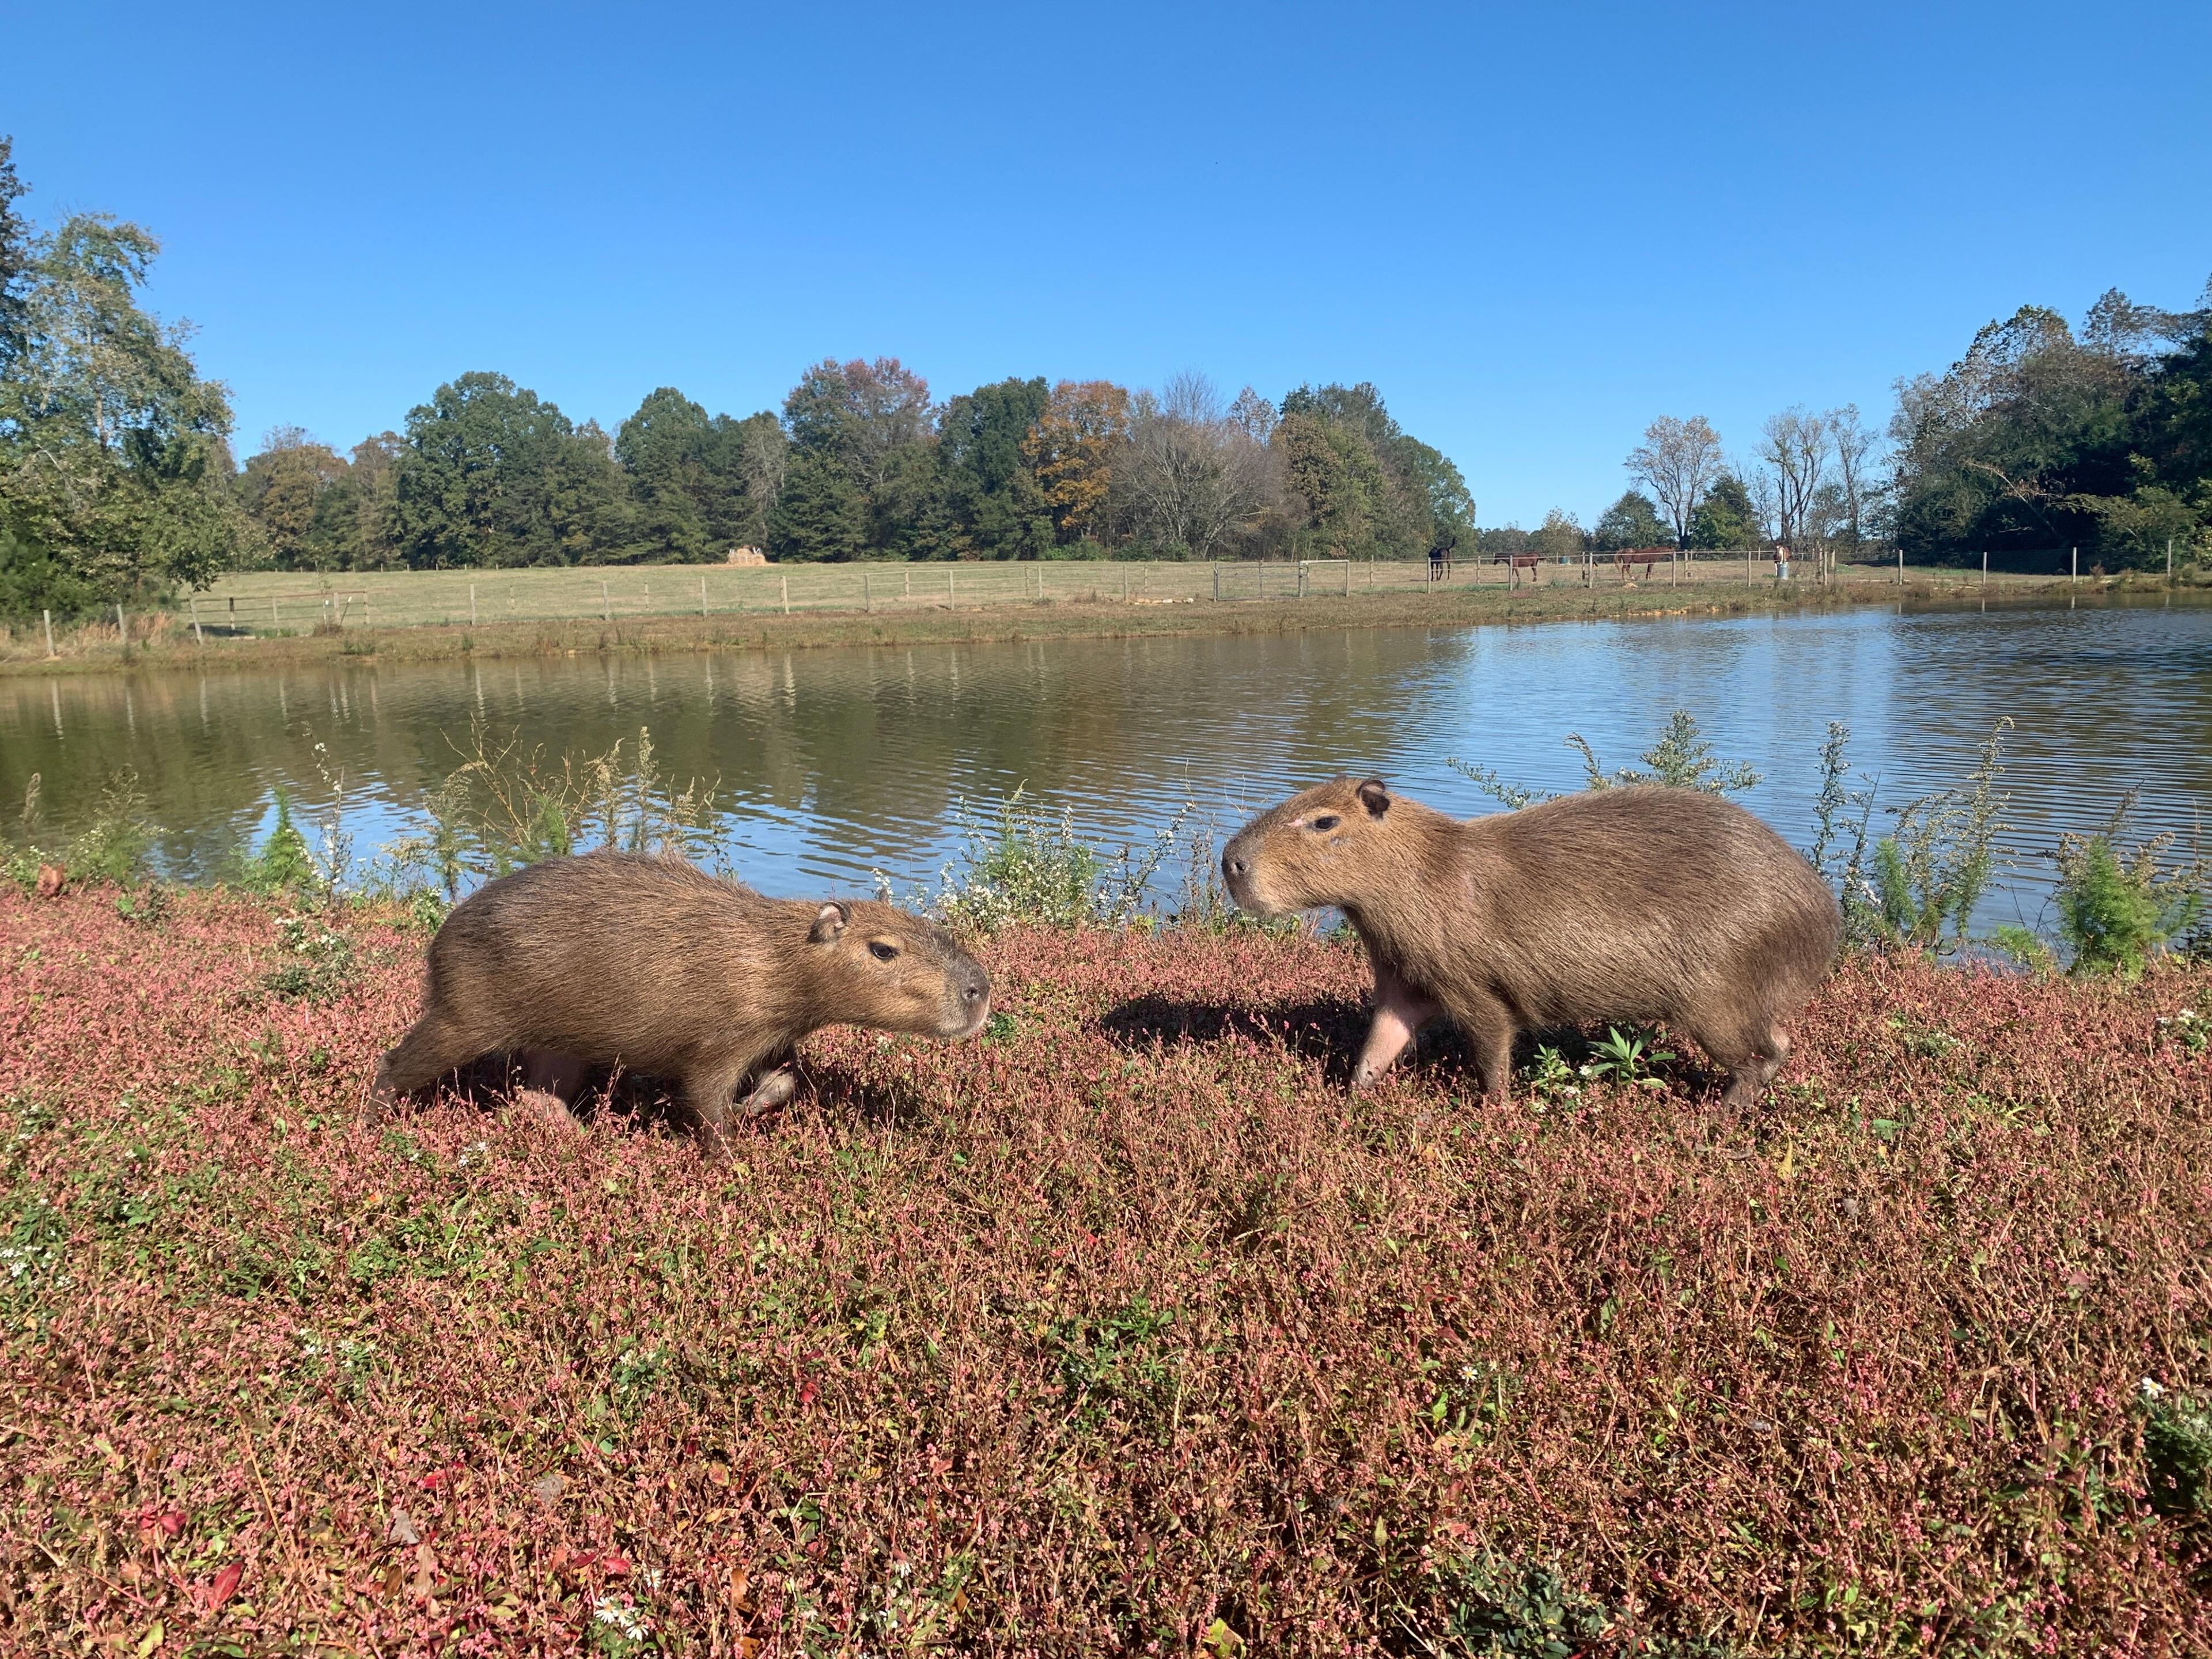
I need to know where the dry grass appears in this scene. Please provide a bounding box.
[2,888,2209,1654]
[0,565,2121,679]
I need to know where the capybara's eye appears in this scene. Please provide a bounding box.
[869,941,900,962]
[1312,815,1340,832]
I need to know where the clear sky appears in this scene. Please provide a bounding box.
[7,1,2209,527]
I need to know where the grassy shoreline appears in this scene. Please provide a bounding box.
[3,885,2209,1653]
[4,569,2194,677]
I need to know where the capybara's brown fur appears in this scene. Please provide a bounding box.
[1222,778,1841,1106]
[371,853,991,1146]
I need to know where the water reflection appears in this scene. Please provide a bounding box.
[2,599,2207,933]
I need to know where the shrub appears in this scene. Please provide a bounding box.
[923,788,1183,932]
[373,725,722,899]
[1450,709,1758,810]
[60,771,157,887]
[1865,720,2011,953]
[2051,800,2204,976]
[240,789,319,896]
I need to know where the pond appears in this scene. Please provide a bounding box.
[4,596,2207,935]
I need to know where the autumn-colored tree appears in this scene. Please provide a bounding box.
[1021,380,1129,546]
[237,426,349,569]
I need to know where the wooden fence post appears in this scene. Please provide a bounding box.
[701,575,709,618]
[1982,549,1988,587]
[782,573,790,614]
[602,580,611,622]
[863,569,872,613]
[43,608,55,657]
[1213,563,1220,602]
[116,603,128,654]
[470,584,478,627]
[2070,546,2078,584]
[189,594,204,644]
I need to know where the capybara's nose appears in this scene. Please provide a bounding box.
[963,974,987,1006]
[1224,850,1247,878]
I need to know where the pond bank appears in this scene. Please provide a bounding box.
[3,885,2207,1652]
[3,569,2184,678]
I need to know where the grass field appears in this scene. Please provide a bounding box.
[187,554,2051,633]
[3,885,2209,1653]
[1,558,2160,677]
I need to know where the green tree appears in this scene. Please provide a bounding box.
[0,136,29,369]
[392,372,635,567]
[1277,381,1467,556]
[1276,408,1387,555]
[935,376,1052,558]
[1888,286,2211,568]
[1687,474,1760,549]
[768,448,868,562]
[614,387,784,560]
[0,209,240,611]
[770,358,935,560]
[1592,490,1672,551]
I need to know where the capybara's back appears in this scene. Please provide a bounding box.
[1463,785,1839,1036]
[1222,778,1840,1104]
[372,853,990,1143]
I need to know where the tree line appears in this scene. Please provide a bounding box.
[1589,280,2211,572]
[228,363,1477,577]
[3,132,2204,622]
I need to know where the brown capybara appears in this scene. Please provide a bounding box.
[370,853,991,1147]
[1221,778,1840,1107]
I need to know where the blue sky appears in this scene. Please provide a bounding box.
[7,1,2209,526]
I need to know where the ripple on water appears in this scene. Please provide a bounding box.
[2,599,2206,933]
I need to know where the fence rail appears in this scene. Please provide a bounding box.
[5,551,2096,657]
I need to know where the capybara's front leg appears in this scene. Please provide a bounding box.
[1352,965,1439,1091]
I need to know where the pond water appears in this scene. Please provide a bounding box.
[4,597,2207,934]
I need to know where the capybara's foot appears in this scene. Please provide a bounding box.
[737,1064,800,1116]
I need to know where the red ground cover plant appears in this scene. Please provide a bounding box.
[1,888,2209,1656]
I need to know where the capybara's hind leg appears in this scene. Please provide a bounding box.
[681,1063,751,1158]
[1448,993,1516,1104]
[372,1014,488,1116]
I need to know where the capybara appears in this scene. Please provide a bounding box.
[1221,778,1840,1107]
[370,853,991,1146]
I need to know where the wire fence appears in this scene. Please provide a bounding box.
[2,550,2099,660]
[171,549,2048,638]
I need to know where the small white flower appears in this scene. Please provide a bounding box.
[592,1595,651,1640]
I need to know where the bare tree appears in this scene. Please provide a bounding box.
[1114,373,1275,558]
[1756,407,1831,551]
[1626,415,1723,548]
[1825,403,1878,564]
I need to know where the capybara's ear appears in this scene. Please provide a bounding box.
[809,902,850,944]
[1357,778,1391,817]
